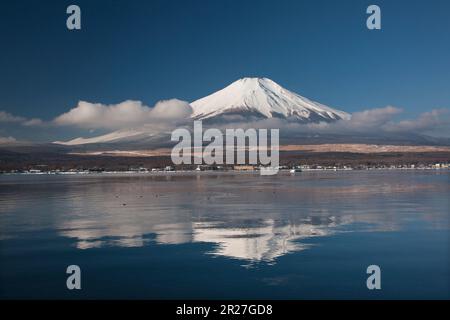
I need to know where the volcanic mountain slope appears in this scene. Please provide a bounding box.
[190,77,350,122]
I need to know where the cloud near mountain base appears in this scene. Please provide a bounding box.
[53,99,193,130]
[231,106,450,138]
[1,105,449,144]
[0,136,17,144]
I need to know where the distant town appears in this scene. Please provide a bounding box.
[2,162,449,175]
[1,144,450,175]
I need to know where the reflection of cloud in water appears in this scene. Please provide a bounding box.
[60,225,148,249]
[60,222,195,249]
[59,215,358,262]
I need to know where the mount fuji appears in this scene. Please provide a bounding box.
[56,77,350,146]
[191,77,350,122]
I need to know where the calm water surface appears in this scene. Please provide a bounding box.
[0,171,449,299]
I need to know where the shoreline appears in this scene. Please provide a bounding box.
[1,167,449,176]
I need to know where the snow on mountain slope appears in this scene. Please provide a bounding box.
[191,77,350,122]
[54,129,152,145]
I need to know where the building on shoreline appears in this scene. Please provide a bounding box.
[233,165,256,171]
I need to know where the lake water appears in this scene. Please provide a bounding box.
[0,171,449,299]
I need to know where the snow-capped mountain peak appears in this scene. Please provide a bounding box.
[191,77,350,122]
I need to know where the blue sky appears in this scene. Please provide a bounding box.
[0,0,449,140]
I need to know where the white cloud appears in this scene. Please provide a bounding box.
[23,118,44,126]
[53,99,193,130]
[341,106,402,130]
[0,111,25,123]
[1,104,449,143]
[226,106,450,137]
[0,136,17,144]
[151,99,193,119]
[383,108,450,133]
[0,111,44,127]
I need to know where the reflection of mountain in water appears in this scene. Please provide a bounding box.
[192,219,341,262]
[60,215,355,262]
